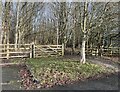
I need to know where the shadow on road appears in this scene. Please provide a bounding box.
[47,72,119,90]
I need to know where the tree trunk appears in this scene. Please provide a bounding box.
[0,21,2,45]
[72,30,75,55]
[15,2,20,50]
[0,19,3,62]
[80,2,88,64]
[81,34,86,64]
[56,19,59,46]
[0,1,2,45]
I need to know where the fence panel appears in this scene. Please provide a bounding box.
[0,44,31,59]
[34,45,63,58]
[86,47,120,56]
[0,44,64,59]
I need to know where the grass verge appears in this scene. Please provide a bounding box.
[23,57,114,88]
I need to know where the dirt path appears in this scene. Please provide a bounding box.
[87,56,119,72]
[62,55,119,72]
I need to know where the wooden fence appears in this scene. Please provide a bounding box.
[0,44,64,59]
[0,44,119,59]
[86,47,120,56]
[34,44,64,58]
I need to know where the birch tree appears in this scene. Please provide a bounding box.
[80,2,88,63]
[0,0,2,61]
[15,2,20,49]
[0,1,2,45]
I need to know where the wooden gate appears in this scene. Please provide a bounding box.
[34,45,64,58]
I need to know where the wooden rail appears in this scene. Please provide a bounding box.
[86,47,120,56]
[34,44,63,58]
[0,44,119,59]
[0,44,64,59]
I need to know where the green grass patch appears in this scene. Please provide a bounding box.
[23,57,114,88]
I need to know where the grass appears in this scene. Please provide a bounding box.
[23,57,114,88]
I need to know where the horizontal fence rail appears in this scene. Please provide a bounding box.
[0,44,64,59]
[0,44,31,59]
[86,47,120,56]
[0,44,119,59]
[33,44,63,58]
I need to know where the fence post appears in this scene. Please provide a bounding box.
[6,43,9,59]
[101,46,103,56]
[30,44,32,58]
[62,43,64,56]
[110,47,113,56]
[30,43,35,58]
[96,49,98,56]
[33,44,35,58]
